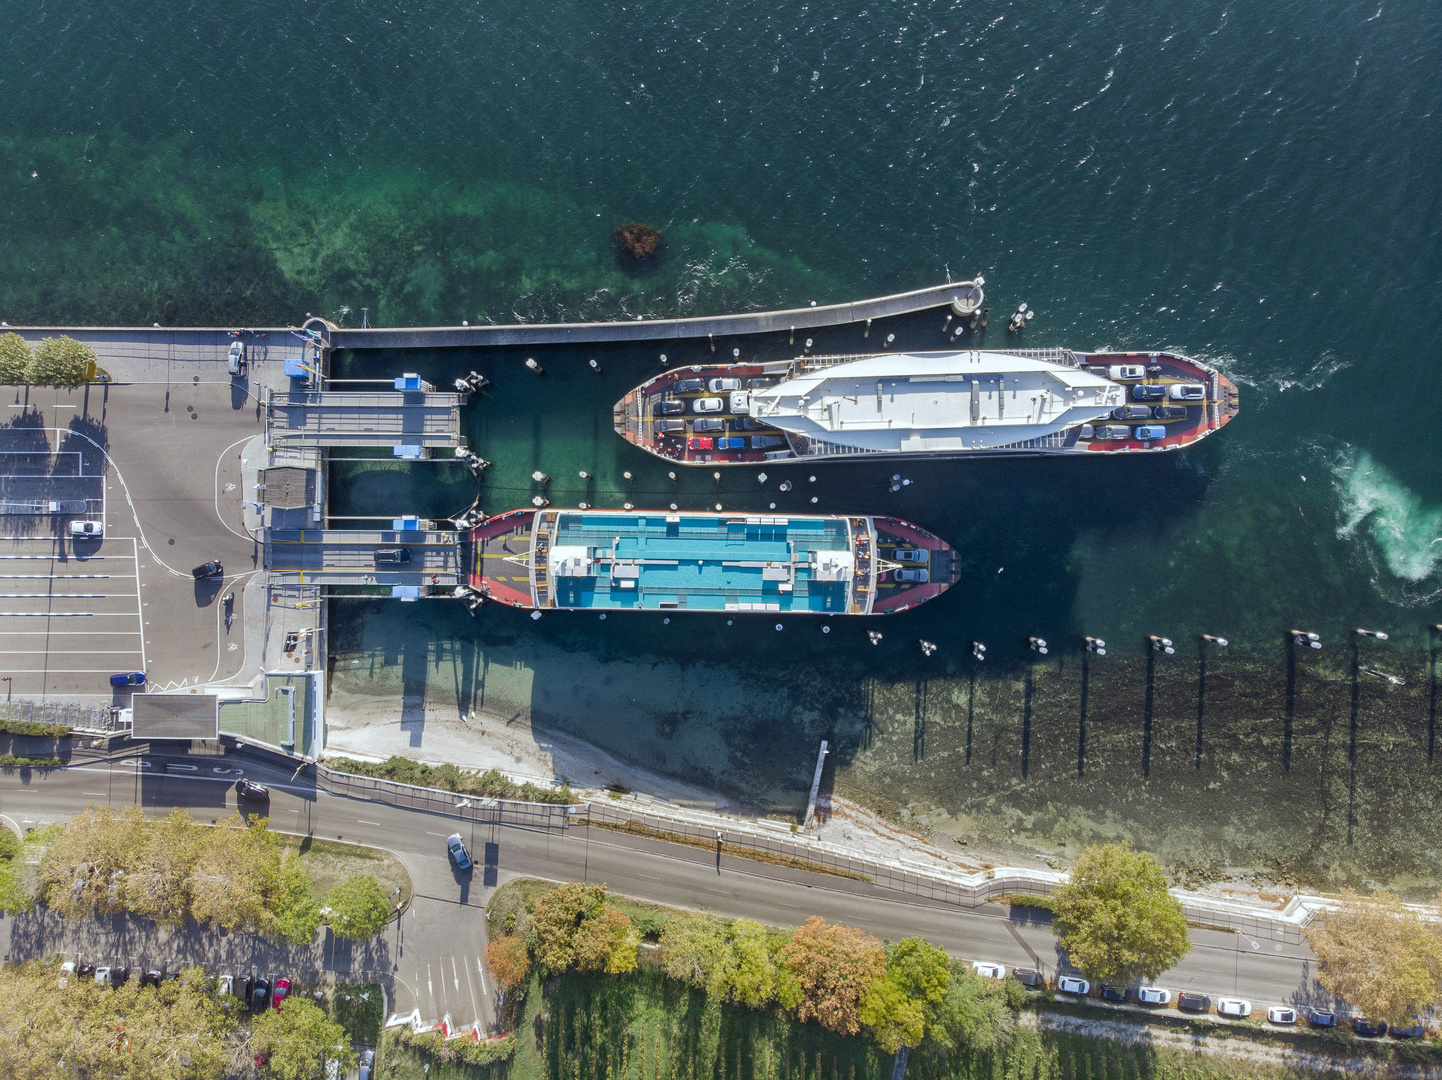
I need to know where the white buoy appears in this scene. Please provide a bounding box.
[769,502,776,509]
[663,617,670,624]
[822,625,831,634]
[670,502,678,510]
[668,471,677,481]
[775,623,783,631]
[599,613,606,620]
[660,353,667,364]
[578,502,589,509]
[733,347,741,358]
[758,472,768,483]
[805,338,813,349]
[530,611,542,620]
[810,496,818,503]
[623,471,633,481]
[531,496,548,507]
[624,502,635,510]
[808,475,816,482]
[715,502,723,510]
[532,471,550,483]
[579,471,590,480]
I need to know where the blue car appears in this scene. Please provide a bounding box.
[1306,1008,1338,1027]
[1134,426,1167,440]
[1131,385,1166,401]
[716,437,747,450]
[110,671,146,687]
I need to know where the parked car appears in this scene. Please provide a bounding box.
[687,437,714,451]
[1130,384,1167,401]
[656,399,687,416]
[227,340,246,375]
[1152,405,1188,420]
[672,379,706,393]
[94,966,112,987]
[1134,425,1167,440]
[447,833,472,871]
[1352,1018,1388,1038]
[693,397,724,413]
[250,978,271,1012]
[76,963,96,979]
[110,968,129,988]
[1392,1021,1425,1038]
[894,568,929,584]
[1177,992,1210,1013]
[1012,969,1045,989]
[716,437,747,450]
[1111,405,1152,421]
[971,962,1006,980]
[693,418,725,433]
[1306,1008,1338,1027]
[1096,425,1133,440]
[141,970,163,989]
[1137,987,1171,1006]
[272,978,290,1009]
[359,1048,375,1080]
[708,377,741,393]
[732,416,762,430]
[236,779,269,801]
[1217,998,1252,1018]
[219,974,234,996]
[893,548,928,563]
[69,520,103,539]
[1058,976,1090,996]
[728,391,750,412]
[110,671,147,687]
[191,560,224,580]
[1107,364,1145,380]
[374,547,412,565]
[749,435,785,448]
[657,419,687,435]
[1101,986,1131,1003]
[746,377,777,390]
[1266,1006,1298,1025]
[1169,383,1206,401]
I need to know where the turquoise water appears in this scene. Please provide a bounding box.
[6,0,1442,881]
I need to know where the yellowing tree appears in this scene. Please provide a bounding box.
[1304,889,1442,1027]
[1051,843,1190,987]
[779,916,887,1036]
[0,333,31,384]
[27,335,99,387]
[529,882,636,974]
[40,805,148,919]
[122,808,203,928]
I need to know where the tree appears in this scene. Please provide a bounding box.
[486,932,532,993]
[715,918,781,1007]
[40,805,148,919]
[122,807,203,928]
[1304,889,1442,1026]
[660,911,730,990]
[860,937,952,1051]
[925,960,1014,1055]
[529,882,635,974]
[1050,843,1190,986]
[251,997,356,1080]
[779,916,888,1036]
[27,335,99,387]
[324,874,391,940]
[0,333,31,384]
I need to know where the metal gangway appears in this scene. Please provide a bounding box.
[263,387,468,449]
[265,528,461,587]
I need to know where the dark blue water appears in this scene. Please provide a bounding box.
[6,1,1442,884]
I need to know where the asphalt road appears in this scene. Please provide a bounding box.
[0,747,1332,1035]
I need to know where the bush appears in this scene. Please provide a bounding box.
[1006,893,1058,913]
[0,755,65,768]
[323,755,575,804]
[0,333,31,383]
[0,720,70,737]
[27,336,98,388]
[0,829,19,861]
[391,1025,517,1066]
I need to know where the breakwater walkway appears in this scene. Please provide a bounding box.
[5,280,982,358]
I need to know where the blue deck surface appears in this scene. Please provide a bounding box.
[551,512,852,612]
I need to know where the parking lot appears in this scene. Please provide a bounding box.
[0,536,146,698]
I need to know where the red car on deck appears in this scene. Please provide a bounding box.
[687,437,713,451]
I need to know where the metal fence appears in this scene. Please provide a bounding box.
[316,765,575,832]
[0,699,115,732]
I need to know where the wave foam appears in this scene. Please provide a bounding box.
[1334,450,1442,585]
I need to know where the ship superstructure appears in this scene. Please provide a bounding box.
[614,349,1239,466]
[466,509,959,615]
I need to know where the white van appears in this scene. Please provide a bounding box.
[1107,364,1145,381]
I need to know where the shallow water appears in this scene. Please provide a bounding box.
[4,0,1441,886]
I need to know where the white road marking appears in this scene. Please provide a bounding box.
[464,956,480,1027]
[477,956,488,995]
[82,792,107,796]
[357,820,381,826]
[426,964,432,996]
[452,956,459,991]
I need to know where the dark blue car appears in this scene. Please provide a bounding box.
[110,671,146,687]
[1131,385,1166,401]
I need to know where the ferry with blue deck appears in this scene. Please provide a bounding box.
[466,509,960,615]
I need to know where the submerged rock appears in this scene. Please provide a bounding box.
[612,221,663,263]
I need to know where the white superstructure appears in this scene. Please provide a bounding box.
[748,351,1124,456]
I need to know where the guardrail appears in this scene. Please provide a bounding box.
[316,764,574,832]
[0,699,115,732]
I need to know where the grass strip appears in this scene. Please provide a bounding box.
[586,818,872,883]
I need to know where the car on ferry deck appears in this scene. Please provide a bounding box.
[1131,384,1166,401]
[672,378,705,393]
[708,377,741,393]
[692,397,724,414]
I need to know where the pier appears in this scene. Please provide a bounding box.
[265,527,461,590]
[263,386,469,449]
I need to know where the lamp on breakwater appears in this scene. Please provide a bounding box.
[1290,629,1321,650]
[1084,636,1106,656]
[1148,635,1175,655]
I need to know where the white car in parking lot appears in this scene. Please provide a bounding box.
[69,520,103,538]
[971,961,1006,980]
[1218,998,1252,1018]
[1058,976,1090,996]
[1137,986,1171,1006]
[1266,1006,1297,1025]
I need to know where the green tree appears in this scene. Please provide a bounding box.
[1304,889,1442,1027]
[269,851,322,944]
[251,997,356,1080]
[1050,843,1190,986]
[715,918,782,1007]
[324,874,391,940]
[779,916,888,1036]
[925,960,1014,1055]
[573,904,639,973]
[0,860,31,915]
[122,807,203,928]
[860,937,952,1051]
[27,335,99,387]
[529,882,636,974]
[40,805,148,919]
[660,910,730,989]
[0,826,20,861]
[0,333,30,384]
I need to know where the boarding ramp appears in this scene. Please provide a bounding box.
[264,388,468,449]
[265,528,461,587]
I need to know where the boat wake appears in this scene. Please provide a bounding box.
[1332,448,1442,603]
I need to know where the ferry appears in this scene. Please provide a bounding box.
[464,508,960,615]
[613,349,1239,466]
